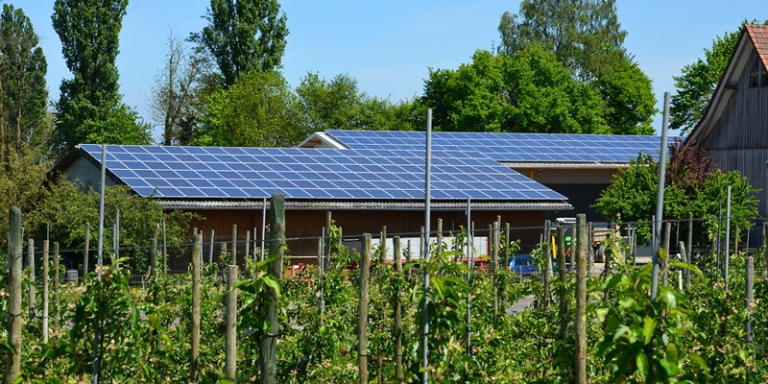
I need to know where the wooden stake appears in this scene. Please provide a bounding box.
[504,223,511,267]
[492,221,500,328]
[393,236,403,379]
[746,256,755,343]
[406,240,413,283]
[678,241,688,291]
[28,238,35,321]
[150,225,158,277]
[53,242,60,331]
[260,194,284,384]
[6,208,22,383]
[317,236,325,319]
[380,226,387,261]
[84,223,90,282]
[225,264,238,380]
[686,213,693,285]
[543,220,551,308]
[436,219,443,259]
[358,233,371,384]
[575,214,587,384]
[245,230,250,262]
[232,224,237,265]
[190,233,201,382]
[557,226,568,340]
[42,240,49,344]
[162,221,167,274]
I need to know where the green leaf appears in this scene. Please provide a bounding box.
[669,262,704,277]
[636,352,649,382]
[642,316,656,345]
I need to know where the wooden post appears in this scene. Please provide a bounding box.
[325,211,332,272]
[488,224,494,279]
[492,221,500,328]
[225,264,238,380]
[557,226,568,340]
[734,226,740,256]
[245,230,250,262]
[28,238,35,320]
[260,194,284,384]
[162,221,167,274]
[393,236,403,380]
[764,223,768,279]
[504,223,511,267]
[406,240,413,283]
[686,213,693,283]
[83,223,90,281]
[381,225,388,261]
[543,220,551,307]
[190,233,201,382]
[358,233,372,384]
[6,208,22,383]
[575,214,588,384]
[588,222,594,274]
[42,240,49,344]
[317,236,325,319]
[150,225,158,277]
[232,224,237,265]
[746,256,755,343]
[436,219,443,261]
[570,223,576,273]
[53,242,60,331]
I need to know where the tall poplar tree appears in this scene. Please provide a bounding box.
[194,0,289,86]
[0,4,48,161]
[52,0,150,156]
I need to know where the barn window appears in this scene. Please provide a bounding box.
[749,58,768,87]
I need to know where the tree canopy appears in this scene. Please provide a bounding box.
[194,0,289,86]
[0,4,49,162]
[422,48,609,133]
[52,0,150,156]
[670,20,768,133]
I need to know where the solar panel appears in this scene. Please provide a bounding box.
[79,145,566,201]
[327,130,663,163]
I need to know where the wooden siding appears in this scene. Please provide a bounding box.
[704,50,768,217]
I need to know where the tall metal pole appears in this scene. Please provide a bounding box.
[421,108,432,383]
[261,198,267,261]
[725,186,732,289]
[651,92,670,301]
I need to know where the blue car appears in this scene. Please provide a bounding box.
[509,254,537,276]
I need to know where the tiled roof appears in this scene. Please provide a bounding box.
[747,25,768,68]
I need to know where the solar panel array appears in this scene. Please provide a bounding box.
[326,130,662,163]
[79,144,566,201]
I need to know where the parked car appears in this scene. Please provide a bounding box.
[509,254,537,276]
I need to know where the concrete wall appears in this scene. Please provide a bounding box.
[63,156,118,192]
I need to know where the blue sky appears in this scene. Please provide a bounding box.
[16,0,768,141]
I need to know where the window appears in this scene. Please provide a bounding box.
[749,58,768,88]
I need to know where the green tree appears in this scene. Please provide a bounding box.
[196,70,304,147]
[194,0,289,86]
[296,72,423,132]
[422,48,607,133]
[51,0,149,156]
[498,0,626,81]
[670,20,767,133]
[0,4,48,161]
[296,72,362,132]
[498,0,656,134]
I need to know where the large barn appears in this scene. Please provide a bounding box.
[54,143,572,265]
[686,25,768,221]
[300,130,661,222]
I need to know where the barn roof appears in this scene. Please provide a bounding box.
[301,130,661,168]
[64,144,571,211]
[687,25,768,144]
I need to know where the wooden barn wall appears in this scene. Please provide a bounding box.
[704,50,768,218]
[167,208,545,270]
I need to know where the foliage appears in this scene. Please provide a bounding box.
[671,20,768,133]
[595,148,758,242]
[0,148,51,247]
[196,70,306,147]
[423,48,608,133]
[52,0,149,157]
[193,0,289,86]
[498,0,626,81]
[0,4,48,161]
[297,72,422,132]
[497,0,656,135]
